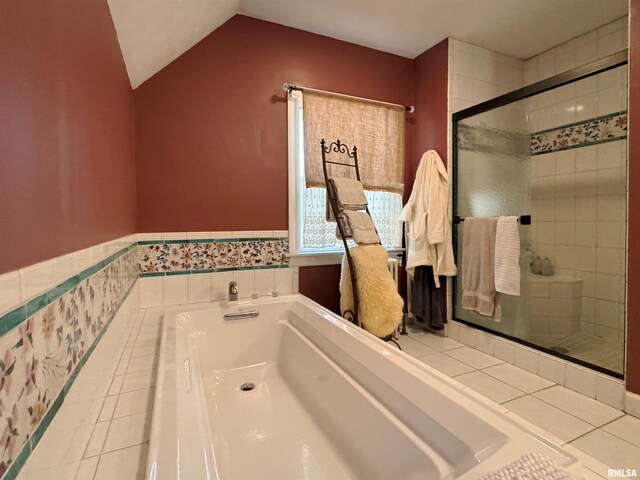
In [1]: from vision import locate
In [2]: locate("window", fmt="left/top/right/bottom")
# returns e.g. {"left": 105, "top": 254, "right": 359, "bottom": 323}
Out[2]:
{"left": 287, "top": 89, "right": 404, "bottom": 260}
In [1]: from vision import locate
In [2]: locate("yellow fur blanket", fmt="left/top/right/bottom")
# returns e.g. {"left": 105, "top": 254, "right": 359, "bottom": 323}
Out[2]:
{"left": 340, "top": 244, "right": 404, "bottom": 337}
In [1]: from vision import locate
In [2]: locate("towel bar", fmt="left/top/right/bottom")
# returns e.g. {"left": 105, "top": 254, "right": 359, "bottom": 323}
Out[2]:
{"left": 453, "top": 215, "right": 531, "bottom": 225}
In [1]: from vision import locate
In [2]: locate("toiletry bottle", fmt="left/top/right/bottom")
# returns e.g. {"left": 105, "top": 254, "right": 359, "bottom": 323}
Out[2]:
{"left": 532, "top": 257, "right": 542, "bottom": 274}
{"left": 541, "top": 257, "right": 554, "bottom": 276}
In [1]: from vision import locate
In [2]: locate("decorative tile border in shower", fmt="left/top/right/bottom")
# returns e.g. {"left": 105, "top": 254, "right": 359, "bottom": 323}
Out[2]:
{"left": 531, "top": 111, "right": 627, "bottom": 155}
{"left": 138, "top": 236, "right": 289, "bottom": 276}
{"left": 0, "top": 242, "right": 138, "bottom": 479}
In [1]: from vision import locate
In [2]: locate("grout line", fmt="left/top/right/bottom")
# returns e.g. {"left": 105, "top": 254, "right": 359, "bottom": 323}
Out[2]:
{"left": 567, "top": 424, "right": 601, "bottom": 444}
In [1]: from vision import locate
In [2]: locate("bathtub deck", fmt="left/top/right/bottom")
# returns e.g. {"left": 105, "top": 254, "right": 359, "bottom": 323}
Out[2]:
{"left": 202, "top": 362, "right": 359, "bottom": 480}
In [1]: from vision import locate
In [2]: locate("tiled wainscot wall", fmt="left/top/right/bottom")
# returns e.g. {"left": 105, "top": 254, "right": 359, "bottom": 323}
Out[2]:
{"left": 136, "top": 231, "right": 298, "bottom": 308}
{"left": 0, "top": 230, "right": 297, "bottom": 479}
{"left": 0, "top": 236, "right": 139, "bottom": 479}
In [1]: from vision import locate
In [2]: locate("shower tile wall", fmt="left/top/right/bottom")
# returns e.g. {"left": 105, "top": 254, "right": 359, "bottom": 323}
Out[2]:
{"left": 529, "top": 76, "right": 627, "bottom": 345}
{"left": 524, "top": 17, "right": 628, "bottom": 85}
{"left": 447, "top": 17, "right": 628, "bottom": 373}
{"left": 527, "top": 51, "right": 628, "bottom": 351}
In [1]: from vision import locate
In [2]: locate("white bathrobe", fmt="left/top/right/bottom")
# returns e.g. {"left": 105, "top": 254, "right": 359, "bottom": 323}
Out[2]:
{"left": 400, "top": 150, "right": 457, "bottom": 287}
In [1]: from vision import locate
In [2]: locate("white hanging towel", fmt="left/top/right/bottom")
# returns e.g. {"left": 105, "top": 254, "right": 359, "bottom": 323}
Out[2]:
{"left": 494, "top": 216, "right": 521, "bottom": 296}
{"left": 400, "top": 150, "right": 457, "bottom": 287}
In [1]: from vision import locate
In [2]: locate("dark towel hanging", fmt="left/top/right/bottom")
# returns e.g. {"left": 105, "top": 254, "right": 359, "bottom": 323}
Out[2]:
{"left": 411, "top": 266, "right": 446, "bottom": 330}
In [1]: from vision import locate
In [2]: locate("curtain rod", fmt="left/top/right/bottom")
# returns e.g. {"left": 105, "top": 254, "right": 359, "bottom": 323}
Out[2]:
{"left": 283, "top": 82, "right": 415, "bottom": 113}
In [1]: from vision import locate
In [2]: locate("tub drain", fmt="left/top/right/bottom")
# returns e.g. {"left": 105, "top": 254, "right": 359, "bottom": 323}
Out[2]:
{"left": 240, "top": 382, "right": 256, "bottom": 392}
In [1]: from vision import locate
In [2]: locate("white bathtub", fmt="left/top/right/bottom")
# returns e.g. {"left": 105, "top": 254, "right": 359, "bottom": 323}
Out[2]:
{"left": 147, "top": 294, "right": 581, "bottom": 479}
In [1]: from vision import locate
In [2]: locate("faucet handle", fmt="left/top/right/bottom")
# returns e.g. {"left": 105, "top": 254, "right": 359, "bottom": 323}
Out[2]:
{"left": 229, "top": 281, "right": 238, "bottom": 293}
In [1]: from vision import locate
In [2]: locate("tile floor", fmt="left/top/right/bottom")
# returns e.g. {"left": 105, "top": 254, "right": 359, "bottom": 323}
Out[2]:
{"left": 17, "top": 301, "right": 640, "bottom": 479}
{"left": 397, "top": 325, "right": 640, "bottom": 478}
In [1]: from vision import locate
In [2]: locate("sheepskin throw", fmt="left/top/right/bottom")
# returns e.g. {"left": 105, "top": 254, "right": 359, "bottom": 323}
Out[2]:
{"left": 340, "top": 244, "right": 404, "bottom": 337}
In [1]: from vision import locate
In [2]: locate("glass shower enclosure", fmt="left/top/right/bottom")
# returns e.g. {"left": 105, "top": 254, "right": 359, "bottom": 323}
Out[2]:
{"left": 452, "top": 52, "right": 628, "bottom": 377}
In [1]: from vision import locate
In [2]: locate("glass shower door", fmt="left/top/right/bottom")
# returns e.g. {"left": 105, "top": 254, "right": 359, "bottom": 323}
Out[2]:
{"left": 453, "top": 60, "right": 627, "bottom": 377}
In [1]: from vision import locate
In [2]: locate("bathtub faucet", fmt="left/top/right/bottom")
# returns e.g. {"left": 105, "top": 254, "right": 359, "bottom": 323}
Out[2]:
{"left": 228, "top": 281, "right": 238, "bottom": 302}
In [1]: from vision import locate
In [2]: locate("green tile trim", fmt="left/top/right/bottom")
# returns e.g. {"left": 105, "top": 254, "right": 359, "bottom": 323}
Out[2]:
{"left": 0, "top": 243, "right": 136, "bottom": 336}
{"left": 532, "top": 110, "right": 627, "bottom": 136}
{"left": 166, "top": 270, "right": 190, "bottom": 276}
{"left": 530, "top": 135, "right": 627, "bottom": 156}
{"left": 3, "top": 278, "right": 137, "bottom": 480}
{"left": 0, "top": 306, "right": 27, "bottom": 337}
{"left": 137, "top": 237, "right": 288, "bottom": 245}
{"left": 140, "top": 272, "right": 166, "bottom": 278}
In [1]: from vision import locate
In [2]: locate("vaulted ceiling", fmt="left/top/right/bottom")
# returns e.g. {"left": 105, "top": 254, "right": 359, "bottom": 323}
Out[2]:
{"left": 107, "top": 0, "right": 628, "bottom": 89}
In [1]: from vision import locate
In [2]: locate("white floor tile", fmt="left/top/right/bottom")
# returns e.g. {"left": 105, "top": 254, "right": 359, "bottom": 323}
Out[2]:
{"left": 413, "top": 333, "right": 464, "bottom": 351}
{"left": 445, "top": 346, "right": 503, "bottom": 369}
{"left": 571, "top": 429, "right": 640, "bottom": 470}
{"left": 417, "top": 353, "right": 475, "bottom": 377}
{"left": 483, "top": 363, "right": 555, "bottom": 394}
{"left": 98, "top": 396, "right": 117, "bottom": 422}
{"left": 533, "top": 385, "right": 623, "bottom": 427}
{"left": 75, "top": 457, "right": 99, "bottom": 480}
{"left": 582, "top": 467, "right": 607, "bottom": 479}
{"left": 24, "top": 462, "right": 79, "bottom": 480}
{"left": 64, "top": 425, "right": 94, "bottom": 463}
{"left": 102, "top": 413, "right": 151, "bottom": 453}
{"left": 126, "top": 354, "right": 158, "bottom": 374}
{"left": 602, "top": 415, "right": 640, "bottom": 448}
{"left": 114, "top": 388, "right": 156, "bottom": 419}
{"left": 84, "top": 422, "right": 110, "bottom": 458}
{"left": 108, "top": 375, "right": 125, "bottom": 396}
{"left": 94, "top": 443, "right": 148, "bottom": 480}
{"left": 121, "top": 370, "right": 157, "bottom": 393}
{"left": 503, "top": 395, "right": 594, "bottom": 443}
{"left": 562, "top": 444, "right": 613, "bottom": 478}
{"left": 504, "top": 412, "right": 566, "bottom": 447}
{"left": 455, "top": 371, "right": 525, "bottom": 404}
{"left": 131, "top": 340, "right": 160, "bottom": 358}
{"left": 396, "top": 336, "right": 438, "bottom": 357}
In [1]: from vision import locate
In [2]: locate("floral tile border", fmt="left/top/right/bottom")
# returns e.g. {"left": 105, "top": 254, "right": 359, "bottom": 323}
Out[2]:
{"left": 138, "top": 237, "right": 289, "bottom": 276}
{"left": 531, "top": 111, "right": 627, "bottom": 155}
{"left": 0, "top": 245, "right": 138, "bottom": 479}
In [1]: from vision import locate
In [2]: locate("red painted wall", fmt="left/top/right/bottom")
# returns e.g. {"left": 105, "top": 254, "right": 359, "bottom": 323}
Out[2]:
{"left": 134, "top": 14, "right": 415, "bottom": 310}
{"left": 0, "top": 0, "right": 137, "bottom": 274}
{"left": 134, "top": 15, "right": 414, "bottom": 232}
{"left": 627, "top": 1, "right": 640, "bottom": 394}
{"left": 413, "top": 39, "right": 450, "bottom": 168}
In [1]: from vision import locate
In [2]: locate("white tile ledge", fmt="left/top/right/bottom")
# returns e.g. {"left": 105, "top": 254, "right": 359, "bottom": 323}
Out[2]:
{"left": 287, "top": 248, "right": 404, "bottom": 267}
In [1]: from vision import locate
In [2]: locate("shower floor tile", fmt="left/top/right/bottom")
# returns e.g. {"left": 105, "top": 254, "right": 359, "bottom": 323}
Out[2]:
{"left": 528, "top": 331, "right": 624, "bottom": 374}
